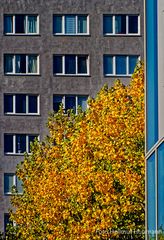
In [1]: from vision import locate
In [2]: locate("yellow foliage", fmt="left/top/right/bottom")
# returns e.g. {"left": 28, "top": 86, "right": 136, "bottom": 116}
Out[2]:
{"left": 10, "top": 62, "right": 144, "bottom": 239}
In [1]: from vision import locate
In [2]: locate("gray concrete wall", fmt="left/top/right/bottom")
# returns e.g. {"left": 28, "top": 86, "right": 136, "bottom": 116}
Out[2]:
{"left": 0, "top": 0, "right": 144, "bottom": 232}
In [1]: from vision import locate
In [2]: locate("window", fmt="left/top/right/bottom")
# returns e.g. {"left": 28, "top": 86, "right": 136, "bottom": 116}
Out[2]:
{"left": 4, "top": 54, "right": 39, "bottom": 75}
{"left": 4, "top": 94, "right": 39, "bottom": 115}
{"left": 53, "top": 55, "right": 89, "bottom": 75}
{"left": 103, "top": 15, "right": 139, "bottom": 35}
{"left": 4, "top": 134, "right": 39, "bottom": 154}
{"left": 53, "top": 15, "right": 88, "bottom": 35}
{"left": 53, "top": 95, "right": 88, "bottom": 114}
{"left": 4, "top": 174, "right": 23, "bottom": 195}
{"left": 104, "top": 55, "right": 139, "bottom": 76}
{"left": 4, "top": 14, "right": 39, "bottom": 35}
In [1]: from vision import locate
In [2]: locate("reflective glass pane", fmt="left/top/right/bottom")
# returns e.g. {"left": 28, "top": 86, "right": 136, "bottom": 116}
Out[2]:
{"left": 78, "top": 96, "right": 88, "bottom": 111}
{"left": 158, "top": 142, "right": 164, "bottom": 232}
{"left": 4, "top": 55, "right": 13, "bottom": 73}
{"left": 4, "top": 135, "right": 13, "bottom": 153}
{"left": 53, "top": 56, "right": 62, "bottom": 74}
{"left": 4, "top": 174, "right": 14, "bottom": 193}
{"left": 147, "top": 153, "right": 156, "bottom": 239}
{"left": 28, "top": 95, "right": 38, "bottom": 113}
{"left": 16, "top": 177, "right": 23, "bottom": 193}
{"left": 65, "top": 55, "right": 76, "bottom": 74}
{"left": 4, "top": 16, "right": 13, "bottom": 33}
{"left": 116, "top": 56, "right": 126, "bottom": 74}
{"left": 28, "top": 135, "right": 37, "bottom": 152}
{"left": 115, "top": 15, "right": 126, "bottom": 34}
{"left": 16, "top": 134, "right": 26, "bottom": 153}
{"left": 129, "top": 56, "right": 138, "bottom": 74}
{"left": 27, "top": 16, "right": 37, "bottom": 33}
{"left": 28, "top": 55, "right": 37, "bottom": 73}
{"left": 16, "top": 55, "right": 26, "bottom": 73}
{"left": 129, "top": 16, "right": 138, "bottom": 33}
{"left": 16, "top": 94, "right": 26, "bottom": 113}
{"left": 4, "top": 95, "right": 13, "bottom": 113}
{"left": 53, "top": 95, "right": 63, "bottom": 112}
{"left": 78, "top": 16, "right": 87, "bottom": 33}
{"left": 78, "top": 56, "right": 87, "bottom": 74}
{"left": 65, "top": 96, "right": 76, "bottom": 112}
{"left": 53, "top": 16, "right": 62, "bottom": 33}
{"left": 104, "top": 56, "right": 113, "bottom": 75}
{"left": 103, "top": 16, "right": 113, "bottom": 34}
{"left": 65, "top": 15, "right": 76, "bottom": 34}
{"left": 15, "top": 15, "right": 25, "bottom": 33}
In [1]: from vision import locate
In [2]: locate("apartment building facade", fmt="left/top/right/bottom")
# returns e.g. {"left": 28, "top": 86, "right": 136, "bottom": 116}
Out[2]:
{"left": 0, "top": 0, "right": 144, "bottom": 232}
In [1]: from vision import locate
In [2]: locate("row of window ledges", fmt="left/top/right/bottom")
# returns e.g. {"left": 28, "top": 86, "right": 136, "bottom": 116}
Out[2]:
{"left": 4, "top": 94, "right": 88, "bottom": 115}
{"left": 4, "top": 14, "right": 140, "bottom": 36}
{"left": 4, "top": 54, "right": 140, "bottom": 76}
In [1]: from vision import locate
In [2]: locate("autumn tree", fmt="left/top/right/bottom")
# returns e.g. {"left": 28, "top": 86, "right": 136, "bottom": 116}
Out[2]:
{"left": 9, "top": 62, "right": 145, "bottom": 240}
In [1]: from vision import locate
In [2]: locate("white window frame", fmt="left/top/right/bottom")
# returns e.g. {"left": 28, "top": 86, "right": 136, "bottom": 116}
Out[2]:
{"left": 4, "top": 54, "right": 40, "bottom": 75}
{"left": 4, "top": 173, "right": 23, "bottom": 195}
{"left": 4, "top": 94, "right": 40, "bottom": 115}
{"left": 53, "top": 14, "right": 89, "bottom": 35}
{"left": 53, "top": 95, "right": 88, "bottom": 114}
{"left": 4, "top": 14, "right": 39, "bottom": 35}
{"left": 104, "top": 55, "right": 140, "bottom": 76}
{"left": 104, "top": 14, "right": 140, "bottom": 36}
{"left": 54, "top": 55, "right": 89, "bottom": 76}
{"left": 4, "top": 134, "right": 39, "bottom": 155}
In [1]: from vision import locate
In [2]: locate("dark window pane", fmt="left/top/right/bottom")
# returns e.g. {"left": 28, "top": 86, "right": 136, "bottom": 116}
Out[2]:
{"left": 53, "top": 16, "right": 62, "bottom": 33}
{"left": 104, "top": 56, "right": 113, "bottom": 75}
{"left": 78, "top": 96, "right": 87, "bottom": 111}
{"left": 4, "top": 213, "right": 12, "bottom": 232}
{"left": 65, "top": 96, "right": 76, "bottom": 112}
{"left": 115, "top": 15, "right": 126, "bottom": 34}
{"left": 78, "top": 56, "right": 87, "bottom": 74}
{"left": 103, "top": 16, "right": 113, "bottom": 34}
{"left": 53, "top": 95, "right": 63, "bottom": 112}
{"left": 4, "top": 174, "right": 14, "bottom": 194}
{"left": 16, "top": 55, "right": 26, "bottom": 73}
{"left": 4, "top": 95, "right": 13, "bottom": 113}
{"left": 28, "top": 95, "right": 38, "bottom": 113}
{"left": 53, "top": 56, "right": 62, "bottom": 74}
{"left": 15, "top": 15, "right": 25, "bottom": 33}
{"left": 16, "top": 94, "right": 26, "bottom": 113}
{"left": 78, "top": 16, "right": 87, "bottom": 33}
{"left": 4, "top": 55, "right": 13, "bottom": 73}
{"left": 65, "top": 15, "right": 76, "bottom": 34}
{"left": 65, "top": 55, "right": 76, "bottom": 74}
{"left": 116, "top": 56, "right": 126, "bottom": 75}
{"left": 4, "top": 16, "right": 13, "bottom": 33}
{"left": 4, "top": 135, "right": 13, "bottom": 153}
{"left": 129, "top": 16, "right": 138, "bottom": 33}
{"left": 27, "top": 16, "right": 37, "bottom": 33}
{"left": 28, "top": 135, "right": 37, "bottom": 152}
{"left": 16, "top": 134, "right": 26, "bottom": 153}
{"left": 129, "top": 56, "right": 138, "bottom": 74}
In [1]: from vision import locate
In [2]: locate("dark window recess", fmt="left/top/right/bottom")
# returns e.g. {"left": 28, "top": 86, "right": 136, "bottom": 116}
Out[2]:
{"left": 115, "top": 15, "right": 126, "bottom": 34}
{"left": 4, "top": 95, "right": 13, "bottom": 113}
{"left": 28, "top": 96, "right": 37, "bottom": 113}
{"left": 53, "top": 96, "right": 63, "bottom": 112}
{"left": 4, "top": 135, "right": 13, "bottom": 153}
{"left": 16, "top": 55, "right": 26, "bottom": 73}
{"left": 65, "top": 55, "right": 76, "bottom": 74}
{"left": 129, "top": 16, "right": 138, "bottom": 33}
{"left": 78, "top": 56, "right": 87, "bottom": 73}
{"left": 16, "top": 134, "right": 26, "bottom": 153}
{"left": 65, "top": 96, "right": 76, "bottom": 112}
{"left": 53, "top": 56, "right": 62, "bottom": 74}
{"left": 16, "top": 95, "right": 26, "bottom": 113}
{"left": 15, "top": 15, "right": 25, "bottom": 33}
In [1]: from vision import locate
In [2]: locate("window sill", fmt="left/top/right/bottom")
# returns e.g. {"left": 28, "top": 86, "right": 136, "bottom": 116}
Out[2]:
{"left": 54, "top": 74, "right": 90, "bottom": 77}
{"left": 53, "top": 33, "right": 90, "bottom": 36}
{"left": 4, "top": 193, "right": 23, "bottom": 196}
{"left": 4, "top": 153, "right": 31, "bottom": 156}
{"left": 103, "top": 33, "right": 141, "bottom": 37}
{"left": 4, "top": 113, "right": 40, "bottom": 116}
{"left": 4, "top": 33, "right": 40, "bottom": 36}
{"left": 104, "top": 74, "right": 132, "bottom": 77}
{"left": 4, "top": 73, "right": 41, "bottom": 76}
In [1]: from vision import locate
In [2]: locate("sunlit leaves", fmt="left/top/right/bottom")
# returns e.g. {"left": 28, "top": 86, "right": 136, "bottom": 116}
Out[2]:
{"left": 10, "top": 62, "right": 144, "bottom": 239}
